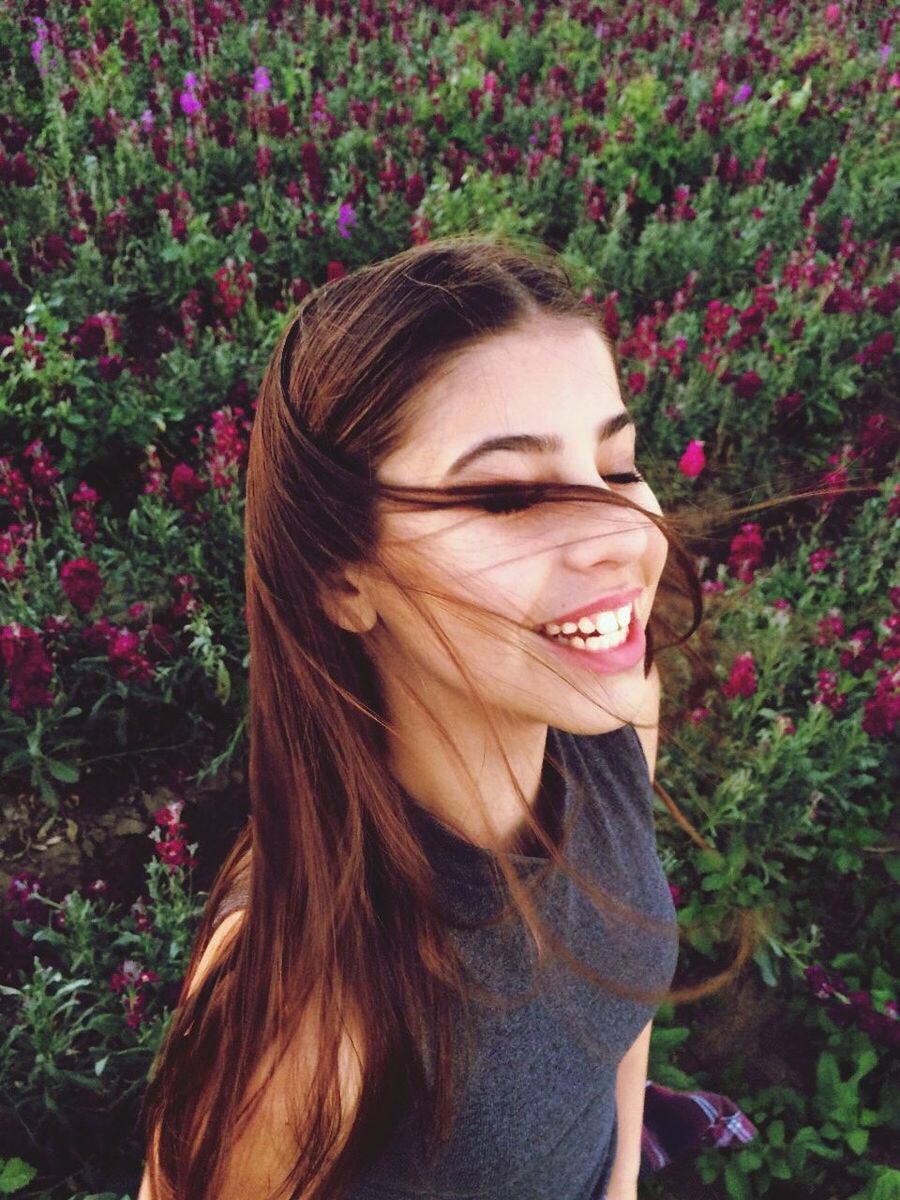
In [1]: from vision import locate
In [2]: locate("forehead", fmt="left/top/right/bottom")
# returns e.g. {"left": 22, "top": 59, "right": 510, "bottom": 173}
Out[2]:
{"left": 380, "top": 317, "right": 625, "bottom": 485}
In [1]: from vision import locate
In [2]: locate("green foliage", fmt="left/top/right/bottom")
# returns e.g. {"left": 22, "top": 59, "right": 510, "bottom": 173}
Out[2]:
{"left": 1, "top": 848, "right": 203, "bottom": 1197}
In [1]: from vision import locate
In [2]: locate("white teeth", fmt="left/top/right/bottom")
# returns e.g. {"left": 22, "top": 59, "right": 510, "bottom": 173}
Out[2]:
{"left": 585, "top": 628, "right": 628, "bottom": 651}
{"left": 543, "top": 603, "right": 633, "bottom": 640}
{"left": 594, "top": 611, "right": 621, "bottom": 635}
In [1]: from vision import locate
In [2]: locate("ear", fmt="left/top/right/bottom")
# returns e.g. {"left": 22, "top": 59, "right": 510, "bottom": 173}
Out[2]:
{"left": 318, "top": 564, "right": 379, "bottom": 635}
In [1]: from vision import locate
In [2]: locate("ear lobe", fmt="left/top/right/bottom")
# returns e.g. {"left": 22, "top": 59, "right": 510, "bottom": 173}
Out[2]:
{"left": 319, "top": 568, "right": 378, "bottom": 635}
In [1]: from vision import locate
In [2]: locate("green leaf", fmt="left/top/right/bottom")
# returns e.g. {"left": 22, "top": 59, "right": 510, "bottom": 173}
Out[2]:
{"left": 869, "top": 1168, "right": 900, "bottom": 1200}
{"left": 845, "top": 1128, "right": 868, "bottom": 1155}
{"left": 44, "top": 758, "right": 80, "bottom": 783}
{"left": 724, "top": 1160, "right": 752, "bottom": 1200}
{"left": 0, "top": 1157, "right": 38, "bottom": 1193}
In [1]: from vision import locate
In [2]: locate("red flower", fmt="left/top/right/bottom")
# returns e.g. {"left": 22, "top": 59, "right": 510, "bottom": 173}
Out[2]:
{"left": 169, "top": 463, "right": 208, "bottom": 510}
{"left": 722, "top": 652, "right": 758, "bottom": 699}
{"left": 0, "top": 623, "right": 55, "bottom": 713}
{"left": 60, "top": 557, "right": 103, "bottom": 615}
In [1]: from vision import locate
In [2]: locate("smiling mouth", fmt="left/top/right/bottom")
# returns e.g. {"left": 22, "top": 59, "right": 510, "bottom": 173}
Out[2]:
{"left": 534, "top": 601, "right": 636, "bottom": 652}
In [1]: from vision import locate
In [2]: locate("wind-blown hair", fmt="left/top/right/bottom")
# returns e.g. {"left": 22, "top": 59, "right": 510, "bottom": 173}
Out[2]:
{"left": 140, "top": 232, "right": 812, "bottom": 1199}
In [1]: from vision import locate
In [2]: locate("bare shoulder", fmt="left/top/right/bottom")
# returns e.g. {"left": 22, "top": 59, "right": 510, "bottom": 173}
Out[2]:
{"left": 138, "top": 907, "right": 365, "bottom": 1200}
{"left": 185, "top": 907, "right": 246, "bottom": 1000}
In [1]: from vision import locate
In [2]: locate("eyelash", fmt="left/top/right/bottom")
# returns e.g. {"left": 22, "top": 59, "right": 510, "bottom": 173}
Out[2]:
{"left": 480, "top": 472, "right": 647, "bottom": 515}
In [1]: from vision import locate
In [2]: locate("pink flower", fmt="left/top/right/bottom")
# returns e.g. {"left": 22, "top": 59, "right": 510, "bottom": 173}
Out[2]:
{"left": 727, "top": 523, "right": 765, "bottom": 583}
{"left": 809, "top": 547, "right": 836, "bottom": 574}
{"left": 815, "top": 608, "right": 845, "bottom": 645}
{"left": 812, "top": 669, "right": 847, "bottom": 715}
{"left": 679, "top": 440, "right": 706, "bottom": 478}
{"left": 722, "top": 652, "right": 758, "bottom": 699}
{"left": 60, "top": 557, "right": 103, "bottom": 615}
{"left": 169, "top": 463, "right": 208, "bottom": 510}
{"left": 839, "top": 628, "right": 878, "bottom": 677}
{"left": 862, "top": 667, "right": 900, "bottom": 738}
{"left": 153, "top": 799, "right": 185, "bottom": 830}
{"left": 155, "top": 836, "right": 197, "bottom": 872}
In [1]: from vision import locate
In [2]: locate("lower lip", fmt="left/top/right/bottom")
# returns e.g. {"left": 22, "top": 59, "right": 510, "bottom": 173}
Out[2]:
{"left": 537, "top": 609, "right": 646, "bottom": 675}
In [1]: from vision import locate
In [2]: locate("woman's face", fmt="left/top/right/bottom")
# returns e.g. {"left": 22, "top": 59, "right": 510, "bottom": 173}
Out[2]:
{"left": 347, "top": 314, "right": 668, "bottom": 737}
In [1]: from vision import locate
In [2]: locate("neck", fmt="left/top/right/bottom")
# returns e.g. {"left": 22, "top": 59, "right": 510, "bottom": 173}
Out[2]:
{"left": 383, "top": 692, "right": 550, "bottom": 854}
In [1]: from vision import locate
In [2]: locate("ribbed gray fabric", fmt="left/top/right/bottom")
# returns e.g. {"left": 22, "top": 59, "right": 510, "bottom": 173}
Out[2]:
{"left": 211, "top": 724, "right": 679, "bottom": 1200}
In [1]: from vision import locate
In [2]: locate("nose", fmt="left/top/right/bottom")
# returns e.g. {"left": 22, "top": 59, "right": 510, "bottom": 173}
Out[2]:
{"left": 557, "top": 476, "right": 655, "bottom": 573}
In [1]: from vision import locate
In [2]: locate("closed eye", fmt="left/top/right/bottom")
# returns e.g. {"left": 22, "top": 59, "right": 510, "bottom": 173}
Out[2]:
{"left": 479, "top": 472, "right": 646, "bottom": 516}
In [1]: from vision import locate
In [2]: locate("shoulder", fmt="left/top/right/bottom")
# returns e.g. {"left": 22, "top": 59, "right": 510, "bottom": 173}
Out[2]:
{"left": 184, "top": 909, "right": 245, "bottom": 1002}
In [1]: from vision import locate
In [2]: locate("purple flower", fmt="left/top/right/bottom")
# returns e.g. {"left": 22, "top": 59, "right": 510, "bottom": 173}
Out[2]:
{"left": 140, "top": 108, "right": 155, "bottom": 132}
{"left": 733, "top": 84, "right": 752, "bottom": 105}
{"left": 880, "top": 45, "right": 891, "bottom": 65}
{"left": 337, "top": 203, "right": 357, "bottom": 239}
{"left": 180, "top": 92, "right": 202, "bottom": 117}
{"left": 183, "top": 72, "right": 199, "bottom": 89}
{"left": 253, "top": 66, "right": 271, "bottom": 94}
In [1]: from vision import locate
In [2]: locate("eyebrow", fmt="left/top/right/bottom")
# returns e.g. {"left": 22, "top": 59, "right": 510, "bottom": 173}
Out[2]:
{"left": 444, "top": 410, "right": 636, "bottom": 478}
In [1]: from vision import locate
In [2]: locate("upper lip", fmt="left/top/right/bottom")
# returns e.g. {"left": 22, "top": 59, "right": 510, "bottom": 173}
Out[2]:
{"left": 536, "top": 587, "right": 643, "bottom": 629}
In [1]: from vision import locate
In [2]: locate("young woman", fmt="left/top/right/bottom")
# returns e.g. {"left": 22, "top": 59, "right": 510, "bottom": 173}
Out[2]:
{"left": 138, "top": 234, "right": 747, "bottom": 1200}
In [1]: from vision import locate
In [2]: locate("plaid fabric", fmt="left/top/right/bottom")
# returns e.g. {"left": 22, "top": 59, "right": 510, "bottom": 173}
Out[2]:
{"left": 638, "top": 1079, "right": 759, "bottom": 1179}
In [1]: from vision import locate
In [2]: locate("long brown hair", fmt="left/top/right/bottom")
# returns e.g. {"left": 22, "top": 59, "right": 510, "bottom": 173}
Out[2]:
{"left": 139, "top": 233, "right": 858, "bottom": 1199}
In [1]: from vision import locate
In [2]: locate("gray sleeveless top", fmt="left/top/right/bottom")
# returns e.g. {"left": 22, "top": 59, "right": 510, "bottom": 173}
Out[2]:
{"left": 211, "top": 724, "right": 679, "bottom": 1200}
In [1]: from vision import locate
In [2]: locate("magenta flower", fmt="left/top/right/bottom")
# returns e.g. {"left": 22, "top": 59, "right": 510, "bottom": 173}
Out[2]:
{"left": 815, "top": 609, "right": 845, "bottom": 645}
{"left": 169, "top": 462, "right": 208, "bottom": 510}
{"left": 808, "top": 547, "right": 836, "bottom": 574}
{"left": 722, "top": 652, "right": 758, "bottom": 699}
{"left": 337, "top": 203, "right": 357, "bottom": 239}
{"left": 862, "top": 667, "right": 900, "bottom": 738}
{"left": 179, "top": 73, "right": 202, "bottom": 117}
{"left": 812, "top": 669, "right": 847, "bottom": 715}
{"left": 727, "top": 523, "right": 765, "bottom": 583}
{"left": 678, "top": 439, "right": 706, "bottom": 478}
{"left": 0, "top": 623, "right": 55, "bottom": 713}
{"left": 60, "top": 557, "right": 103, "bottom": 614}
{"left": 5, "top": 870, "right": 44, "bottom": 920}
{"left": 253, "top": 66, "right": 271, "bottom": 94}
{"left": 840, "top": 628, "right": 878, "bottom": 677}
{"left": 733, "top": 371, "right": 764, "bottom": 400}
